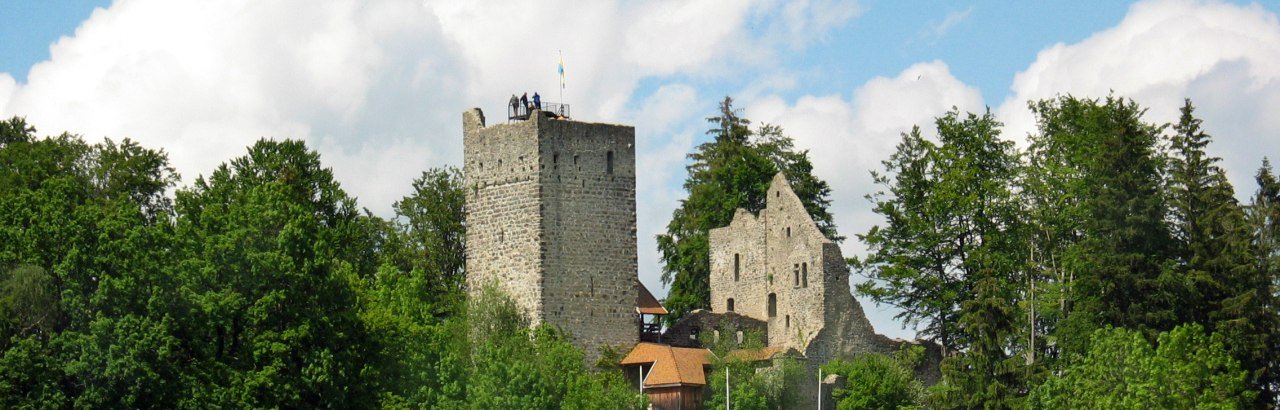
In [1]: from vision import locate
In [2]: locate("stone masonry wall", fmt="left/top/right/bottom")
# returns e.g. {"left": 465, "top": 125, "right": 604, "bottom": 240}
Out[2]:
{"left": 709, "top": 174, "right": 904, "bottom": 360}
{"left": 464, "top": 109, "right": 545, "bottom": 320}
{"left": 536, "top": 115, "right": 639, "bottom": 357}
{"left": 464, "top": 108, "right": 638, "bottom": 361}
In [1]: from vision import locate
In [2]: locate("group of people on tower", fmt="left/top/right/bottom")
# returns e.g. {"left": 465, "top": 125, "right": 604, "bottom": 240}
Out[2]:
{"left": 510, "top": 92, "right": 541, "bottom": 116}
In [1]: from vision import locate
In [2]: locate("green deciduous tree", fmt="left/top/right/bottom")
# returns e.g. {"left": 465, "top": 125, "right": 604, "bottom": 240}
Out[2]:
{"left": 659, "top": 96, "right": 836, "bottom": 324}
{"left": 858, "top": 109, "right": 1021, "bottom": 355}
{"left": 822, "top": 347, "right": 924, "bottom": 410}
{"left": 1028, "top": 324, "right": 1254, "bottom": 408}
{"left": 171, "top": 139, "right": 376, "bottom": 407}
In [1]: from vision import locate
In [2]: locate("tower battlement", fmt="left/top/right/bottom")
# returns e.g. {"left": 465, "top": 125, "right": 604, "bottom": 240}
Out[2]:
{"left": 463, "top": 108, "right": 639, "bottom": 359}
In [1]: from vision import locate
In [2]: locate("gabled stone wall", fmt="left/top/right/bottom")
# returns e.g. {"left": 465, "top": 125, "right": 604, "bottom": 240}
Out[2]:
{"left": 708, "top": 174, "right": 932, "bottom": 370}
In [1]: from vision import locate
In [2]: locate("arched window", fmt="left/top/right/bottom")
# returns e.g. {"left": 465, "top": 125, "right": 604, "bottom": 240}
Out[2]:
{"left": 606, "top": 151, "right": 614, "bottom": 174}
{"left": 802, "top": 263, "right": 808, "bottom": 288}
{"left": 733, "top": 253, "right": 740, "bottom": 281}
{"left": 727, "top": 298, "right": 735, "bottom": 312}
{"left": 767, "top": 293, "right": 777, "bottom": 317}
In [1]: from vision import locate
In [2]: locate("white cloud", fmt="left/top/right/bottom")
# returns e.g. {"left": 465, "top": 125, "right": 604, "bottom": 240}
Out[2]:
{"left": 746, "top": 61, "right": 984, "bottom": 339}
{"left": 0, "top": 0, "right": 859, "bottom": 217}
{"left": 924, "top": 6, "right": 974, "bottom": 42}
{"left": 997, "top": 0, "right": 1280, "bottom": 193}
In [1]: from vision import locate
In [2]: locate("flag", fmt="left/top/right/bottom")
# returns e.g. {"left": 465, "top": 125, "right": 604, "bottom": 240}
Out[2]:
{"left": 558, "top": 51, "right": 565, "bottom": 90}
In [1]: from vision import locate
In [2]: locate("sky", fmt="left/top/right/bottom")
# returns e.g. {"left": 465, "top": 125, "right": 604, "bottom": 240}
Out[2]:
{"left": 3, "top": 0, "right": 1280, "bottom": 340}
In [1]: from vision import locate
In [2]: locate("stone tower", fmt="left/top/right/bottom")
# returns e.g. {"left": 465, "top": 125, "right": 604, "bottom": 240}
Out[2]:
{"left": 463, "top": 108, "right": 639, "bottom": 358}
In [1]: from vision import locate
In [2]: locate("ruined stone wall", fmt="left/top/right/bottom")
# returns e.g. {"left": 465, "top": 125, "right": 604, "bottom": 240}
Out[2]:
{"left": 709, "top": 174, "right": 832, "bottom": 353}
{"left": 708, "top": 174, "right": 915, "bottom": 361}
{"left": 464, "top": 108, "right": 638, "bottom": 360}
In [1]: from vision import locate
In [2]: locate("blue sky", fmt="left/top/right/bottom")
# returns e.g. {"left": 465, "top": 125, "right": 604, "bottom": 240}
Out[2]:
{"left": 3, "top": 0, "right": 1279, "bottom": 340}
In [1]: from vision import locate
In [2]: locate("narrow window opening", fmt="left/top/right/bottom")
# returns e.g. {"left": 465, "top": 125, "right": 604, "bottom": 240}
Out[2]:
{"left": 589, "top": 276, "right": 594, "bottom": 296}
{"left": 802, "top": 263, "right": 808, "bottom": 288}
{"left": 733, "top": 253, "right": 740, "bottom": 281}
{"left": 727, "top": 298, "right": 735, "bottom": 312}
{"left": 553, "top": 153, "right": 559, "bottom": 171}
{"left": 786, "top": 227, "right": 791, "bottom": 237}
{"left": 793, "top": 264, "right": 800, "bottom": 287}
{"left": 786, "top": 315, "right": 791, "bottom": 328}
{"left": 767, "top": 293, "right": 777, "bottom": 318}
{"left": 606, "top": 151, "right": 614, "bottom": 174}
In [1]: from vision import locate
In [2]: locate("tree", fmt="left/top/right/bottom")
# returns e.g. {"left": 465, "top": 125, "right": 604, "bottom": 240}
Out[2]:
{"left": 0, "top": 118, "right": 183, "bottom": 407}
{"left": 703, "top": 325, "right": 805, "bottom": 410}
{"left": 1026, "top": 96, "right": 1180, "bottom": 357}
{"left": 1246, "top": 158, "right": 1280, "bottom": 404}
{"left": 858, "top": 109, "right": 1021, "bottom": 355}
{"left": 1028, "top": 324, "right": 1254, "bottom": 408}
{"left": 1169, "top": 100, "right": 1279, "bottom": 405}
{"left": 388, "top": 167, "right": 467, "bottom": 303}
{"left": 464, "top": 286, "right": 645, "bottom": 409}
{"left": 171, "top": 139, "right": 376, "bottom": 407}
{"left": 659, "top": 96, "right": 837, "bottom": 324}
{"left": 930, "top": 270, "right": 1023, "bottom": 409}
{"left": 822, "top": 347, "right": 924, "bottom": 410}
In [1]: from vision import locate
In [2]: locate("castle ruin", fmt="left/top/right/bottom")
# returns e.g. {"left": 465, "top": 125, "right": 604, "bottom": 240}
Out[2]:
{"left": 463, "top": 108, "right": 938, "bottom": 407}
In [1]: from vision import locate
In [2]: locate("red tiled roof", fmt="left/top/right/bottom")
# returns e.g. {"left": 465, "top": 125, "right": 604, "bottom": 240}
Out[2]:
{"left": 637, "top": 282, "right": 668, "bottom": 315}
{"left": 621, "top": 343, "right": 711, "bottom": 387}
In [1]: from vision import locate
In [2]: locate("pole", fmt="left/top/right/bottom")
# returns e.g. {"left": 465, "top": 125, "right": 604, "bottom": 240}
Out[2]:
{"left": 726, "top": 368, "right": 730, "bottom": 410}
{"left": 639, "top": 365, "right": 644, "bottom": 393}
{"left": 817, "top": 368, "right": 822, "bottom": 410}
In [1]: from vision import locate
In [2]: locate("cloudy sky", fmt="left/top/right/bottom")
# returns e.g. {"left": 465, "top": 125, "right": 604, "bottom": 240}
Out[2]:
{"left": 3, "top": 0, "right": 1279, "bottom": 339}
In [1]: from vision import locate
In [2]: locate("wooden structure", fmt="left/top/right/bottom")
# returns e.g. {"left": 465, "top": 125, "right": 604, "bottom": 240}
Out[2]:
{"left": 620, "top": 342, "right": 711, "bottom": 410}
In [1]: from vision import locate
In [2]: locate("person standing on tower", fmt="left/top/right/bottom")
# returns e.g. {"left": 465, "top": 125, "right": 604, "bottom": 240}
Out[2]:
{"left": 533, "top": 92, "right": 541, "bottom": 110}
{"left": 520, "top": 93, "right": 529, "bottom": 113}
{"left": 510, "top": 94, "right": 520, "bottom": 118}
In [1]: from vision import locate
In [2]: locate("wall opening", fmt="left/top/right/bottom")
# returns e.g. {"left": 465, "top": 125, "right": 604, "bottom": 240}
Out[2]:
{"left": 793, "top": 264, "right": 800, "bottom": 287}
{"left": 767, "top": 293, "right": 777, "bottom": 317}
{"left": 733, "top": 253, "right": 740, "bottom": 281}
{"left": 727, "top": 298, "right": 735, "bottom": 312}
{"left": 606, "top": 151, "right": 614, "bottom": 174}
{"left": 553, "top": 153, "right": 558, "bottom": 171}
{"left": 785, "top": 315, "right": 791, "bottom": 328}
{"left": 786, "top": 226, "right": 791, "bottom": 237}
{"left": 802, "top": 263, "right": 808, "bottom": 288}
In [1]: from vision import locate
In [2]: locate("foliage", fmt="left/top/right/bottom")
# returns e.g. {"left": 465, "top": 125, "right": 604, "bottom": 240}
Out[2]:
{"left": 1028, "top": 324, "right": 1254, "bottom": 408}
{"left": 857, "top": 109, "right": 1021, "bottom": 355}
{"left": 930, "top": 271, "right": 1023, "bottom": 409}
{"left": 658, "top": 96, "right": 837, "bottom": 325}
{"left": 703, "top": 325, "right": 805, "bottom": 410}
{"left": 822, "top": 347, "right": 924, "bottom": 410}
